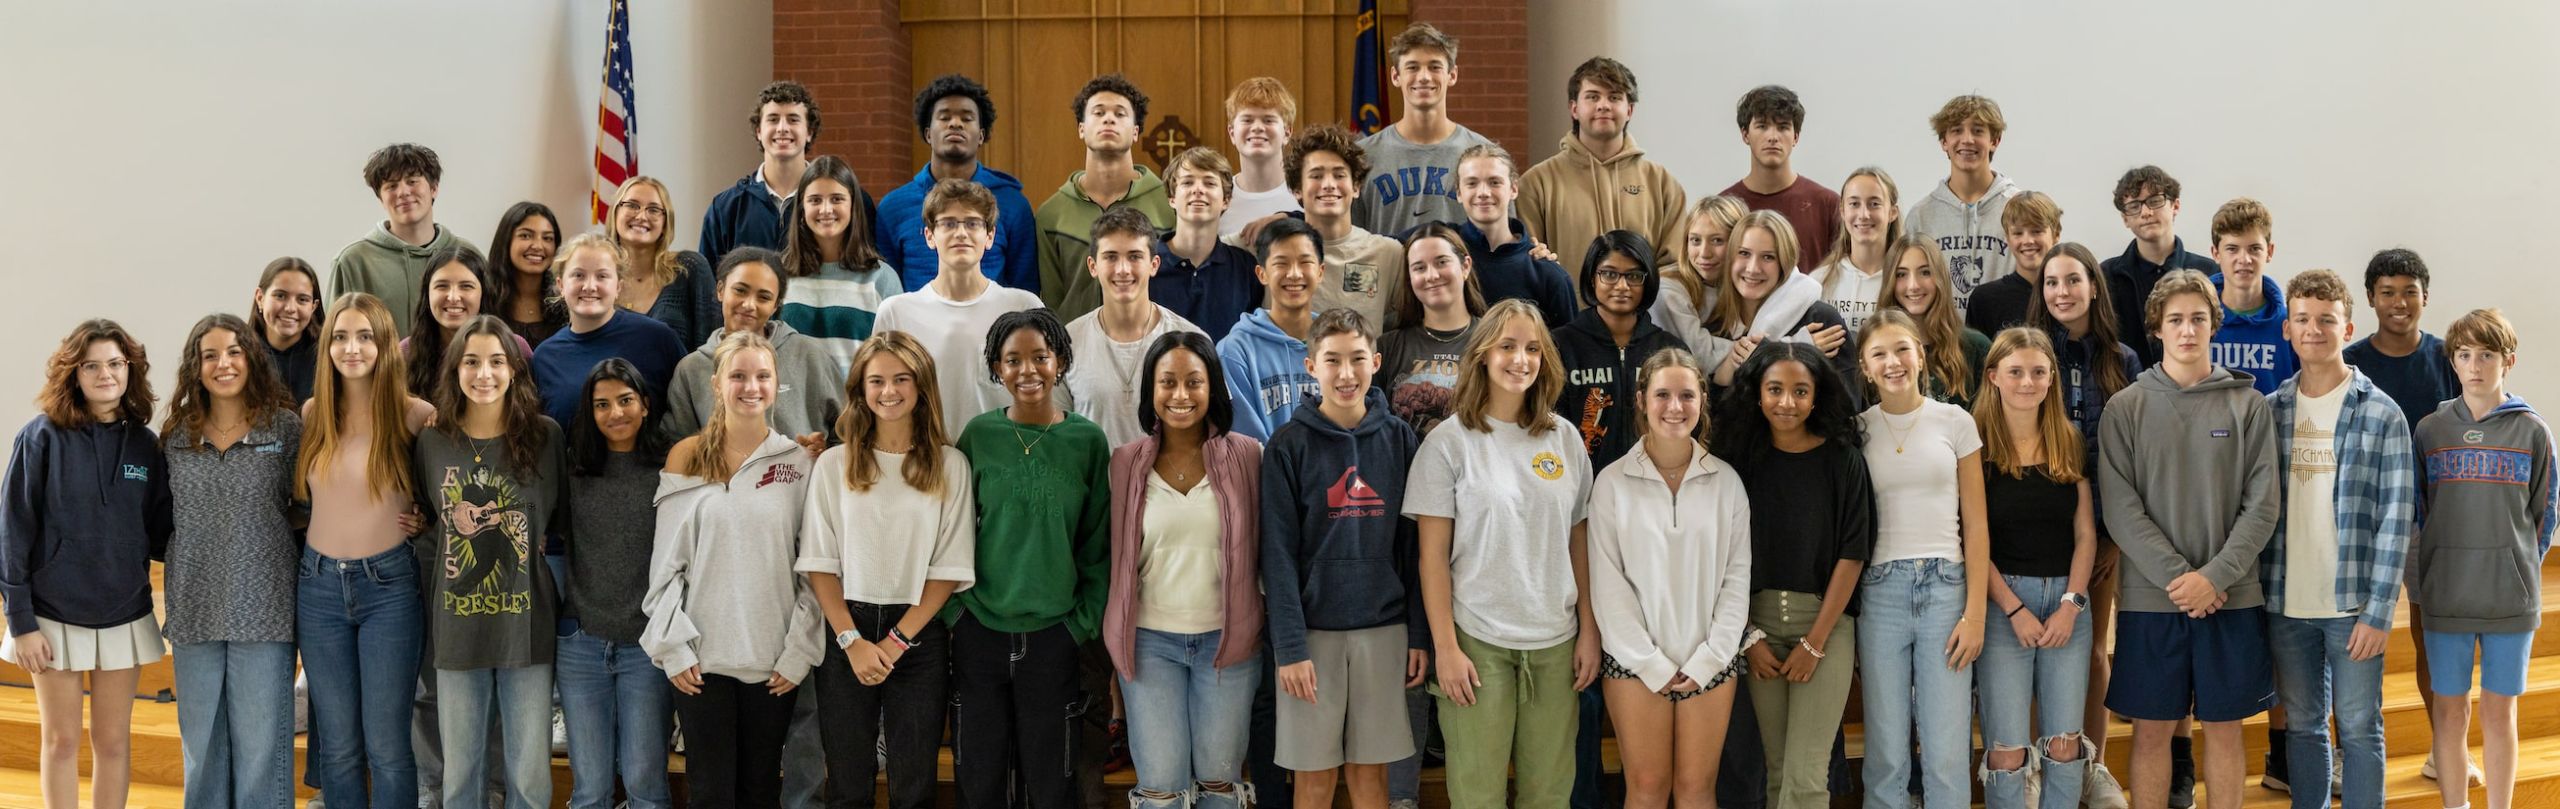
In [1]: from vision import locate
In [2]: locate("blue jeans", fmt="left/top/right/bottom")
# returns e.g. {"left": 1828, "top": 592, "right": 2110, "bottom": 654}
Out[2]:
{"left": 1976, "top": 575, "right": 2092, "bottom": 809}
{"left": 174, "top": 641, "right": 298, "bottom": 809}
{"left": 1119, "top": 629, "right": 1258, "bottom": 809}
{"left": 2269, "top": 614, "right": 2385, "bottom": 809}
{"left": 436, "top": 665, "right": 556, "bottom": 809}
{"left": 558, "top": 630, "right": 673, "bottom": 809}
{"left": 1855, "top": 558, "right": 1973, "bottom": 809}
{"left": 297, "top": 544, "right": 424, "bottom": 809}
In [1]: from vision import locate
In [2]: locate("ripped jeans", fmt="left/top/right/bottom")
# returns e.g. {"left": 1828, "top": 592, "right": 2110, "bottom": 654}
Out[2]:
{"left": 1119, "top": 629, "right": 1257, "bottom": 809}
{"left": 1975, "top": 574, "right": 2092, "bottom": 809}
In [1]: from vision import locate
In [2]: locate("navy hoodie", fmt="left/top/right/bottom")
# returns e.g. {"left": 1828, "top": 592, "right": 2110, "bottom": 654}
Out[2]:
{"left": 1458, "top": 218, "right": 1579, "bottom": 330}
{"left": 1557, "top": 253, "right": 1686, "bottom": 468}
{"left": 2, "top": 416, "right": 172, "bottom": 635}
{"left": 2209, "top": 272, "right": 2298, "bottom": 395}
{"left": 1260, "top": 388, "right": 1427, "bottom": 666}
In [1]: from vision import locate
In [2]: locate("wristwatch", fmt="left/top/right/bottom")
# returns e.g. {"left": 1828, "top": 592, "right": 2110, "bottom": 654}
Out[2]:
{"left": 2061, "top": 591, "right": 2090, "bottom": 610}
{"left": 834, "top": 629, "right": 862, "bottom": 649}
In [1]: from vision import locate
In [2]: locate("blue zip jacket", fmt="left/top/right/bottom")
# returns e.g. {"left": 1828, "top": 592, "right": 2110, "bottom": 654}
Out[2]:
{"left": 874, "top": 163, "right": 1040, "bottom": 293}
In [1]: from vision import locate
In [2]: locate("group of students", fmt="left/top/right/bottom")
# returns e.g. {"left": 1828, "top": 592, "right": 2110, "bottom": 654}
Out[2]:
{"left": 4, "top": 19, "right": 2554, "bottom": 809}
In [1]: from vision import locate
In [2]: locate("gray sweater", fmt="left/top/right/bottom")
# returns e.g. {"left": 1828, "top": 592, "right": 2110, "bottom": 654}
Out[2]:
{"left": 566, "top": 451, "right": 661, "bottom": 643}
{"left": 641, "top": 430, "right": 825, "bottom": 684}
{"left": 2098, "top": 365, "right": 2282, "bottom": 614}
{"left": 663, "top": 321, "right": 846, "bottom": 440}
{"left": 2410, "top": 395, "right": 2557, "bottom": 633}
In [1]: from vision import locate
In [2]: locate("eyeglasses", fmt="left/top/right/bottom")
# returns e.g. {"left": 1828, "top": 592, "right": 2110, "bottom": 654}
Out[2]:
{"left": 2117, "top": 194, "right": 2171, "bottom": 215}
{"left": 616, "top": 201, "right": 668, "bottom": 220}
{"left": 1595, "top": 268, "right": 1649, "bottom": 287}
{"left": 77, "top": 359, "right": 130, "bottom": 376}
{"left": 934, "top": 218, "right": 991, "bottom": 234}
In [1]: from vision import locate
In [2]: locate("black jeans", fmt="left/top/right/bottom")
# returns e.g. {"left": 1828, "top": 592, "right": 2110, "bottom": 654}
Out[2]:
{"left": 676, "top": 672, "right": 800, "bottom": 809}
{"left": 951, "top": 611, "right": 1083, "bottom": 809}
{"left": 1247, "top": 654, "right": 1292, "bottom": 808}
{"left": 817, "top": 602, "right": 952, "bottom": 809}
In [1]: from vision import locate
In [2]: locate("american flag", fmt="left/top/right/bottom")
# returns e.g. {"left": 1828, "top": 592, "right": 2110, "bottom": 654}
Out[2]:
{"left": 591, "top": 0, "right": 637, "bottom": 224}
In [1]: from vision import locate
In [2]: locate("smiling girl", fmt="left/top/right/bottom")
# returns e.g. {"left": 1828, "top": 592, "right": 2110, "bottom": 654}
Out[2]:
{"left": 610, "top": 176, "right": 721, "bottom": 348}
{"left": 485, "top": 202, "right": 566, "bottom": 349}
{"left": 559, "top": 358, "right": 675, "bottom": 809}
{"left": 1378, "top": 222, "right": 1489, "bottom": 436}
{"left": 1875, "top": 237, "right": 1991, "bottom": 408}
{"left": 251, "top": 257, "right": 326, "bottom": 405}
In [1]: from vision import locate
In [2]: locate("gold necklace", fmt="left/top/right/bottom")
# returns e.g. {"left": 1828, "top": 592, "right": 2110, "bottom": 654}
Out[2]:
{"left": 1879, "top": 408, "right": 1922, "bottom": 454}
{"left": 1012, "top": 423, "right": 1050, "bottom": 456}
{"left": 469, "top": 434, "right": 498, "bottom": 464}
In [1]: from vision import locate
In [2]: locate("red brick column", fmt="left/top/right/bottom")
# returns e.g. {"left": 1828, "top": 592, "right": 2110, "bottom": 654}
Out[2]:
{"left": 774, "top": 0, "right": 912, "bottom": 192}
{"left": 1410, "top": 0, "right": 1532, "bottom": 154}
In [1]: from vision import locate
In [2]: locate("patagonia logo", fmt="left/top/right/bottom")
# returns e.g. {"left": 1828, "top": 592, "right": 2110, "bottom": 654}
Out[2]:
{"left": 2210, "top": 429, "right": 2232, "bottom": 438}
{"left": 2466, "top": 430, "right": 2486, "bottom": 443}
{"left": 121, "top": 464, "right": 149, "bottom": 482}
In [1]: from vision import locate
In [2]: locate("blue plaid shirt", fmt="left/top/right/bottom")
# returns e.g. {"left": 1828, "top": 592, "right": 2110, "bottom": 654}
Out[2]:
{"left": 2261, "top": 370, "right": 2418, "bottom": 630}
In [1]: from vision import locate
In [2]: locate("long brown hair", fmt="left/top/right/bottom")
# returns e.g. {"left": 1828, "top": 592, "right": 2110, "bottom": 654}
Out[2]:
{"left": 162, "top": 314, "right": 294, "bottom": 446}
{"left": 430, "top": 316, "right": 549, "bottom": 478}
{"left": 1450, "top": 299, "right": 1564, "bottom": 436}
{"left": 1705, "top": 210, "right": 1800, "bottom": 337}
{"left": 1666, "top": 195, "right": 1747, "bottom": 318}
{"left": 1970, "top": 327, "right": 2084, "bottom": 482}
{"left": 1388, "top": 222, "right": 1488, "bottom": 329}
{"left": 298, "top": 294, "right": 417, "bottom": 501}
{"left": 37, "top": 319, "right": 155, "bottom": 429}
{"left": 1876, "top": 236, "right": 1973, "bottom": 400}
{"left": 682, "top": 330, "right": 779, "bottom": 482}
{"left": 252, "top": 257, "right": 326, "bottom": 348}
{"left": 835, "top": 331, "right": 949, "bottom": 495}
{"left": 2025, "top": 242, "right": 2132, "bottom": 399}
{"left": 782, "top": 156, "right": 882, "bottom": 276}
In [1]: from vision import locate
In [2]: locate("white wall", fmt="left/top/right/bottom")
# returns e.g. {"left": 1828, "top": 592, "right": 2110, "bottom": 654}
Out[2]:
{"left": 0, "top": 0, "right": 772, "bottom": 429}
{"left": 1528, "top": 0, "right": 2560, "bottom": 404}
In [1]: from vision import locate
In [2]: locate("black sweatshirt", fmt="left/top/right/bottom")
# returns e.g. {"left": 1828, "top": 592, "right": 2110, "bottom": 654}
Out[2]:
{"left": 2, "top": 416, "right": 172, "bottom": 635}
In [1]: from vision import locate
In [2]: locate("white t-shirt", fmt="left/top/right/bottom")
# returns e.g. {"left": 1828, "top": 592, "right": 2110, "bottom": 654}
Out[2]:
{"left": 1060, "top": 305, "right": 1205, "bottom": 447}
{"left": 1219, "top": 184, "right": 1305, "bottom": 240}
{"left": 1822, "top": 259, "right": 1883, "bottom": 339}
{"left": 2283, "top": 383, "right": 2348, "bottom": 618}
{"left": 795, "top": 446, "right": 979, "bottom": 606}
{"left": 1137, "top": 472, "right": 1225, "bottom": 634}
{"left": 1860, "top": 399, "right": 1984, "bottom": 563}
{"left": 872, "top": 282, "right": 1045, "bottom": 437}
{"left": 1403, "top": 414, "right": 1594, "bottom": 650}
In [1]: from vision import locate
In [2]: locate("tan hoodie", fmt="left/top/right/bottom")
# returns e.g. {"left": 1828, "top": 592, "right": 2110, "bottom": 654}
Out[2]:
{"left": 1518, "top": 133, "right": 1690, "bottom": 287}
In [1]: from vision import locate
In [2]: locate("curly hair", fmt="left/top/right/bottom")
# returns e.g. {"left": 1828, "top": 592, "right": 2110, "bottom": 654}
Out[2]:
{"left": 2361, "top": 248, "right": 2431, "bottom": 297}
{"left": 361, "top": 143, "right": 441, "bottom": 192}
{"left": 1709, "top": 339, "right": 1863, "bottom": 468}
{"left": 1734, "top": 85, "right": 1803, "bottom": 132}
{"left": 38, "top": 319, "right": 154, "bottom": 429}
{"left": 162, "top": 313, "right": 294, "bottom": 447}
{"left": 1285, "top": 123, "right": 1372, "bottom": 190}
{"left": 984, "top": 308, "right": 1074, "bottom": 386}
{"left": 751, "top": 80, "right": 822, "bottom": 142}
{"left": 1072, "top": 73, "right": 1149, "bottom": 130}
{"left": 914, "top": 73, "right": 996, "bottom": 142}
{"left": 1928, "top": 94, "right": 2005, "bottom": 142}
{"left": 2112, "top": 165, "right": 2181, "bottom": 208}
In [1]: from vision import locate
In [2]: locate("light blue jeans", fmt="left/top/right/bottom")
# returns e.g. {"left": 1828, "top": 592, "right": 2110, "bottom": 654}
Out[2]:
{"left": 1119, "top": 629, "right": 1259, "bottom": 809}
{"left": 1976, "top": 574, "right": 2092, "bottom": 809}
{"left": 174, "top": 640, "right": 299, "bottom": 809}
{"left": 436, "top": 665, "right": 556, "bottom": 809}
{"left": 558, "top": 630, "right": 673, "bottom": 809}
{"left": 2269, "top": 614, "right": 2386, "bottom": 809}
{"left": 1856, "top": 558, "right": 1973, "bottom": 809}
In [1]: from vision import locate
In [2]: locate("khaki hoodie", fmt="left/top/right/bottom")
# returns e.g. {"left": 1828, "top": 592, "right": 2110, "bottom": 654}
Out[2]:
{"left": 1518, "top": 134, "right": 1689, "bottom": 286}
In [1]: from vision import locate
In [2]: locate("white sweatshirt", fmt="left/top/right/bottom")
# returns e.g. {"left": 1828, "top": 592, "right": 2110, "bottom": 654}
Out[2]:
{"left": 642, "top": 430, "right": 826, "bottom": 685}
{"left": 1587, "top": 441, "right": 1757, "bottom": 692}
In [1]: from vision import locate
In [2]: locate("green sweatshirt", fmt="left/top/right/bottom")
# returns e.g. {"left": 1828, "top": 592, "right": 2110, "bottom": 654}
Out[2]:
{"left": 330, "top": 222, "right": 475, "bottom": 335}
{"left": 1034, "top": 167, "right": 1175, "bottom": 322}
{"left": 946, "top": 408, "right": 1113, "bottom": 642}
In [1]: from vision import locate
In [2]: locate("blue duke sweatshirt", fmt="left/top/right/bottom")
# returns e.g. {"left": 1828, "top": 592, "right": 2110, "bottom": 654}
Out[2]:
{"left": 2210, "top": 272, "right": 2298, "bottom": 396}
{"left": 1260, "top": 387, "right": 1428, "bottom": 665}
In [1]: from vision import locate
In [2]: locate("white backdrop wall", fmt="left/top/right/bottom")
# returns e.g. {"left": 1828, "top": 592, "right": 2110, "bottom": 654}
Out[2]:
{"left": 0, "top": 0, "right": 773, "bottom": 437}
{"left": 1527, "top": 0, "right": 2560, "bottom": 404}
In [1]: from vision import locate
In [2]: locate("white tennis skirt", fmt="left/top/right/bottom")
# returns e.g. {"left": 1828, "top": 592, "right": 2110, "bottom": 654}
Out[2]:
{"left": 4, "top": 615, "right": 166, "bottom": 672}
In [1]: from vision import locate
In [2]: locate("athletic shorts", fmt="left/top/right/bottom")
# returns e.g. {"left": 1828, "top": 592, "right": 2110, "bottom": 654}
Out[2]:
{"left": 2423, "top": 629, "right": 2536, "bottom": 697}
{"left": 1274, "top": 625, "right": 1416, "bottom": 770}
{"left": 2104, "top": 607, "right": 2276, "bottom": 722}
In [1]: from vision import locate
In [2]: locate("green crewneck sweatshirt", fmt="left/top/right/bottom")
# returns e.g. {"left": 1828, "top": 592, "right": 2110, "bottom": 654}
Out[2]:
{"left": 946, "top": 408, "right": 1112, "bottom": 641}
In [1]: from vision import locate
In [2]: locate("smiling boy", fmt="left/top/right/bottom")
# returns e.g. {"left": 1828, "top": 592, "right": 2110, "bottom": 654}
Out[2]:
{"left": 1222, "top": 218, "right": 1330, "bottom": 441}
{"left": 1906, "top": 95, "right": 2023, "bottom": 312}
{"left": 1156, "top": 147, "right": 1264, "bottom": 343}
{"left": 331, "top": 143, "right": 477, "bottom": 334}
{"left": 1291, "top": 125, "right": 1407, "bottom": 330}
{"left": 1354, "top": 23, "right": 1493, "bottom": 234}
{"left": 1060, "top": 206, "right": 1205, "bottom": 446}
{"left": 701, "top": 81, "right": 874, "bottom": 267}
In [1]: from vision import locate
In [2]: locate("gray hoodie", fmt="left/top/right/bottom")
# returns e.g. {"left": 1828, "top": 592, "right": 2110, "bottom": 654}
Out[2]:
{"left": 1903, "top": 172, "right": 2021, "bottom": 313}
{"left": 641, "top": 430, "right": 825, "bottom": 685}
{"left": 2410, "top": 395, "right": 2557, "bottom": 633}
{"left": 663, "top": 320, "right": 846, "bottom": 440}
{"left": 2098, "top": 365, "right": 2282, "bottom": 614}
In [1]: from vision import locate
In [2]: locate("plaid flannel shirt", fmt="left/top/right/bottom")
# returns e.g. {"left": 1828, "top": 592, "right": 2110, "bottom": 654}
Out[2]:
{"left": 2262, "top": 370, "right": 2419, "bottom": 631}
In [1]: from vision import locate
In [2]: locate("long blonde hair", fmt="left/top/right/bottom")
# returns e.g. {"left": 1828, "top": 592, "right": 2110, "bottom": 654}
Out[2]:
{"left": 1666, "top": 195, "right": 1748, "bottom": 316}
{"left": 1450, "top": 299, "right": 1564, "bottom": 436}
{"left": 1970, "top": 327, "right": 2083, "bottom": 482}
{"left": 1813, "top": 166, "right": 1903, "bottom": 286}
{"left": 1635, "top": 347, "right": 1709, "bottom": 442}
{"left": 680, "top": 330, "right": 777, "bottom": 481}
{"left": 1705, "top": 210, "right": 1800, "bottom": 337}
{"left": 1876, "top": 236, "right": 1973, "bottom": 400}
{"left": 835, "top": 331, "right": 951, "bottom": 496}
{"left": 611, "top": 176, "right": 685, "bottom": 289}
{"left": 296, "top": 294, "right": 416, "bottom": 501}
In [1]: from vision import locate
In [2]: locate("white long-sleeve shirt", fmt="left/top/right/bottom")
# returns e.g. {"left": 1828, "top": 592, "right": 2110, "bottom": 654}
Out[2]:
{"left": 1587, "top": 442, "right": 1756, "bottom": 692}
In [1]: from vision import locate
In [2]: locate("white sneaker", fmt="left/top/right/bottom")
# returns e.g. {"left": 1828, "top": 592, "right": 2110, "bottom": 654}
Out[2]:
{"left": 2421, "top": 751, "right": 2487, "bottom": 786}
{"left": 552, "top": 706, "right": 570, "bottom": 754}
{"left": 2083, "top": 761, "right": 2131, "bottom": 809}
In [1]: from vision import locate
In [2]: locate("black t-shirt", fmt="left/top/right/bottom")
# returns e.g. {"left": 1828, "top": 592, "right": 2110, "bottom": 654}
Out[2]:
{"left": 1965, "top": 273, "right": 2035, "bottom": 337}
{"left": 1727, "top": 440, "right": 1875, "bottom": 614}
{"left": 1984, "top": 463, "right": 2080, "bottom": 578}
{"left": 1375, "top": 323, "right": 1472, "bottom": 436}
